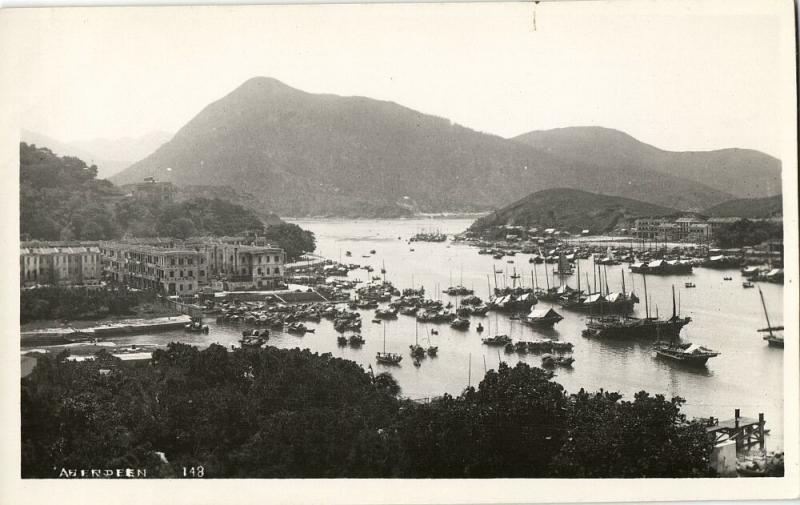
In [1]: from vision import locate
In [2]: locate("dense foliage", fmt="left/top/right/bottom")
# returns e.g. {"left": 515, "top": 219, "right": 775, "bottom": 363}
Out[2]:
{"left": 21, "top": 142, "right": 120, "bottom": 240}
{"left": 20, "top": 286, "right": 157, "bottom": 323}
{"left": 714, "top": 218, "right": 783, "bottom": 248}
{"left": 20, "top": 143, "right": 317, "bottom": 258}
{"left": 468, "top": 188, "right": 677, "bottom": 236}
{"left": 262, "top": 223, "right": 316, "bottom": 261}
{"left": 21, "top": 347, "right": 714, "bottom": 478}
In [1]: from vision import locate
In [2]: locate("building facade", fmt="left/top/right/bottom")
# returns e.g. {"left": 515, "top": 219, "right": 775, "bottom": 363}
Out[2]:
{"left": 100, "top": 242, "right": 204, "bottom": 295}
{"left": 20, "top": 245, "right": 102, "bottom": 287}
{"left": 99, "top": 237, "right": 286, "bottom": 295}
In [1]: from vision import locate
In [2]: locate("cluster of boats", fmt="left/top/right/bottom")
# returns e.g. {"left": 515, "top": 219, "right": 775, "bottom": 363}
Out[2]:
{"left": 502, "top": 339, "right": 574, "bottom": 355}
{"left": 337, "top": 333, "right": 365, "bottom": 347}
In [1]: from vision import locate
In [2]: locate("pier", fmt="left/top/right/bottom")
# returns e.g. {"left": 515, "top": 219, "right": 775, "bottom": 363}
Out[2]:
{"left": 706, "top": 409, "right": 767, "bottom": 450}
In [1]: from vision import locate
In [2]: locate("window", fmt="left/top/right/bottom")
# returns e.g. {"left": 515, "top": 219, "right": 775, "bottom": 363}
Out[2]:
{"left": 171, "top": 259, "right": 176, "bottom": 266}
{"left": 188, "top": 270, "right": 193, "bottom": 277}
{"left": 179, "top": 284, "right": 183, "bottom": 292}
{"left": 170, "top": 271, "right": 175, "bottom": 278}
{"left": 273, "top": 267, "right": 279, "bottom": 274}
{"left": 257, "top": 268, "right": 262, "bottom": 275}
{"left": 179, "top": 259, "right": 184, "bottom": 265}
{"left": 274, "top": 255, "right": 279, "bottom": 262}
{"left": 180, "top": 270, "right": 184, "bottom": 277}
{"left": 199, "top": 270, "right": 205, "bottom": 277}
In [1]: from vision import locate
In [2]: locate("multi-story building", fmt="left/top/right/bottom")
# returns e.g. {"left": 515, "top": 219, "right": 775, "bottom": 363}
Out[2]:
{"left": 99, "top": 237, "right": 285, "bottom": 294}
{"left": 100, "top": 242, "right": 203, "bottom": 295}
{"left": 129, "top": 177, "right": 177, "bottom": 203}
{"left": 633, "top": 217, "right": 672, "bottom": 239}
{"left": 20, "top": 245, "right": 102, "bottom": 287}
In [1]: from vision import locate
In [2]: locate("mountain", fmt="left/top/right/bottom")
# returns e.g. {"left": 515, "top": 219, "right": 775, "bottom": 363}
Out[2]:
{"left": 112, "top": 77, "right": 741, "bottom": 217}
{"left": 21, "top": 129, "right": 171, "bottom": 179}
{"left": 514, "top": 127, "right": 781, "bottom": 199}
{"left": 469, "top": 188, "right": 678, "bottom": 234}
{"left": 703, "top": 194, "right": 783, "bottom": 218}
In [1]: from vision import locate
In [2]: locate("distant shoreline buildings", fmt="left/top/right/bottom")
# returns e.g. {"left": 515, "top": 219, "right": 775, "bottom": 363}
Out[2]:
{"left": 20, "top": 236, "right": 286, "bottom": 294}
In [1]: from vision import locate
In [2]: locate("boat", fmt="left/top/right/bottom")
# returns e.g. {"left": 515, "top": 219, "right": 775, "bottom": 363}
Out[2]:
{"left": 742, "top": 281, "right": 754, "bottom": 288}
{"left": 413, "top": 358, "right": 421, "bottom": 367}
{"left": 630, "top": 259, "right": 693, "bottom": 275}
{"left": 184, "top": 316, "right": 209, "bottom": 334}
{"left": 409, "top": 321, "right": 426, "bottom": 358}
{"left": 541, "top": 354, "right": 574, "bottom": 367}
{"left": 450, "top": 318, "right": 470, "bottom": 330}
{"left": 370, "top": 249, "right": 376, "bottom": 254}
{"left": 585, "top": 283, "right": 690, "bottom": 339}
{"left": 482, "top": 334, "right": 512, "bottom": 346}
{"left": 757, "top": 287, "right": 784, "bottom": 348}
{"left": 521, "top": 307, "right": 564, "bottom": 328}
{"left": 374, "top": 307, "right": 398, "bottom": 319}
{"left": 476, "top": 323, "right": 484, "bottom": 332}
{"left": 654, "top": 341, "right": 719, "bottom": 365}
{"left": 685, "top": 282, "right": 696, "bottom": 288}
{"left": 376, "top": 324, "right": 402, "bottom": 365}
{"left": 286, "top": 322, "right": 314, "bottom": 334}
{"left": 723, "top": 276, "right": 733, "bottom": 281}
{"left": 337, "top": 335, "right": 348, "bottom": 346}
{"left": 426, "top": 328, "right": 438, "bottom": 356}
{"left": 372, "top": 319, "right": 382, "bottom": 324}
{"left": 345, "top": 251, "right": 352, "bottom": 257}
{"left": 443, "top": 285, "right": 474, "bottom": 296}
{"left": 348, "top": 334, "right": 365, "bottom": 346}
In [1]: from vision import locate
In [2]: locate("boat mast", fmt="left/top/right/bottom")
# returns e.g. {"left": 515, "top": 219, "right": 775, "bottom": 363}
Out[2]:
{"left": 643, "top": 273, "right": 649, "bottom": 319}
{"left": 621, "top": 270, "right": 626, "bottom": 299}
{"left": 576, "top": 258, "right": 581, "bottom": 293}
{"left": 758, "top": 286, "right": 774, "bottom": 337}
{"left": 603, "top": 264, "right": 610, "bottom": 295}
{"left": 545, "top": 263, "right": 551, "bottom": 291}
{"left": 467, "top": 353, "right": 472, "bottom": 389}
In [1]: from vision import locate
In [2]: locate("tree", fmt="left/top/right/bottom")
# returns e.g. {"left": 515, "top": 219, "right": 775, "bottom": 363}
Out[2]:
{"left": 262, "top": 222, "right": 316, "bottom": 261}
{"left": 551, "top": 389, "right": 715, "bottom": 478}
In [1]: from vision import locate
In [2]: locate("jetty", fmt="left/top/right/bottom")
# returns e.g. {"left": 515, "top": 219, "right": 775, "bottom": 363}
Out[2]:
{"left": 21, "top": 314, "right": 193, "bottom": 345}
{"left": 705, "top": 409, "right": 767, "bottom": 450}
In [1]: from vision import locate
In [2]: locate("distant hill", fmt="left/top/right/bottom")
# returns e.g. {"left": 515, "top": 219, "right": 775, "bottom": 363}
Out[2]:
{"left": 514, "top": 126, "right": 781, "bottom": 200}
{"left": 21, "top": 129, "right": 171, "bottom": 180}
{"left": 112, "top": 77, "right": 736, "bottom": 216}
{"left": 703, "top": 194, "right": 783, "bottom": 218}
{"left": 469, "top": 188, "right": 677, "bottom": 234}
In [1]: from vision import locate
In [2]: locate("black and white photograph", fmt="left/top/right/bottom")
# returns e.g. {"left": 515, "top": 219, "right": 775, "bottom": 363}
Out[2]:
{"left": 1, "top": 0, "right": 797, "bottom": 502}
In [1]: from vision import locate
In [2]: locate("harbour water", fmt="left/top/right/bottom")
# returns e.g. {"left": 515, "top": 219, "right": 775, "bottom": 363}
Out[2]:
{"left": 61, "top": 218, "right": 787, "bottom": 448}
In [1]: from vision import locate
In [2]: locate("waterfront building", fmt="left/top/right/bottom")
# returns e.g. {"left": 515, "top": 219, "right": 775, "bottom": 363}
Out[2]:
{"left": 100, "top": 242, "right": 203, "bottom": 295}
{"left": 633, "top": 216, "right": 672, "bottom": 239}
{"left": 99, "top": 237, "right": 286, "bottom": 294}
{"left": 20, "top": 245, "right": 102, "bottom": 287}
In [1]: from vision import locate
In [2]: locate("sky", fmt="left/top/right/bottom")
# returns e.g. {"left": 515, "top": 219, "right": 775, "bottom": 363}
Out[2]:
{"left": 3, "top": 0, "right": 795, "bottom": 158}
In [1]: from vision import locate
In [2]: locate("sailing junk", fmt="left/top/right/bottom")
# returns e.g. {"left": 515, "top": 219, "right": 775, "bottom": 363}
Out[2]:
{"left": 653, "top": 341, "right": 719, "bottom": 365}
{"left": 583, "top": 280, "right": 688, "bottom": 339}
{"left": 520, "top": 307, "right": 564, "bottom": 328}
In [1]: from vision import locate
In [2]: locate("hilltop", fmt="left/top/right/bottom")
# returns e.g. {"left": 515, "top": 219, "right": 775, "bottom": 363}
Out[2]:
{"left": 514, "top": 126, "right": 781, "bottom": 200}
{"left": 19, "top": 143, "right": 309, "bottom": 250}
{"left": 703, "top": 194, "right": 783, "bottom": 218}
{"left": 112, "top": 77, "right": 741, "bottom": 216}
{"left": 469, "top": 188, "right": 677, "bottom": 234}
